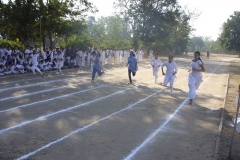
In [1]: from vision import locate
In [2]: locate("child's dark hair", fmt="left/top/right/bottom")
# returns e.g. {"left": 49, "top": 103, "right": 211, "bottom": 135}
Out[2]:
{"left": 194, "top": 51, "right": 203, "bottom": 64}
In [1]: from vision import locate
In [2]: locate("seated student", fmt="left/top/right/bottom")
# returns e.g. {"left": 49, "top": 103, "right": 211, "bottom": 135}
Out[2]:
{"left": 63, "top": 59, "right": 71, "bottom": 69}
{"left": 52, "top": 58, "right": 58, "bottom": 70}
{"left": 15, "top": 61, "right": 25, "bottom": 73}
{"left": 24, "top": 57, "right": 32, "bottom": 72}
{"left": 44, "top": 59, "right": 52, "bottom": 71}
{"left": 10, "top": 62, "right": 19, "bottom": 74}
{"left": 70, "top": 57, "right": 77, "bottom": 68}
{"left": 39, "top": 60, "right": 46, "bottom": 71}
{"left": 0, "top": 64, "right": 6, "bottom": 76}
{"left": 4, "top": 64, "right": 12, "bottom": 75}
{"left": 0, "top": 56, "right": 6, "bottom": 66}
{"left": 18, "top": 55, "right": 24, "bottom": 65}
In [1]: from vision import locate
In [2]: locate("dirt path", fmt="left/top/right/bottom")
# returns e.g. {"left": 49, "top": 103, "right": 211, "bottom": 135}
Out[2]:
{"left": 0, "top": 56, "right": 233, "bottom": 160}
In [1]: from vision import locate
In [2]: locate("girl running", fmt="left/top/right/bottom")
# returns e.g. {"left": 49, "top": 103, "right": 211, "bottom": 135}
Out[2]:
{"left": 188, "top": 51, "right": 205, "bottom": 105}
{"left": 161, "top": 55, "right": 178, "bottom": 95}
{"left": 126, "top": 51, "right": 138, "bottom": 84}
{"left": 91, "top": 51, "right": 104, "bottom": 83}
{"left": 151, "top": 53, "right": 162, "bottom": 84}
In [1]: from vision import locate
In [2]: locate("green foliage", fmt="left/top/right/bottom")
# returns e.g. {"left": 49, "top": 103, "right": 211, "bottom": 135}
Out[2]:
{"left": 87, "top": 16, "right": 132, "bottom": 50}
{"left": 0, "top": 39, "right": 24, "bottom": 50}
{"left": 190, "top": 37, "right": 204, "bottom": 51}
{"left": 219, "top": 11, "right": 240, "bottom": 52}
{"left": 115, "top": 0, "right": 194, "bottom": 54}
{"left": 0, "top": 0, "right": 95, "bottom": 47}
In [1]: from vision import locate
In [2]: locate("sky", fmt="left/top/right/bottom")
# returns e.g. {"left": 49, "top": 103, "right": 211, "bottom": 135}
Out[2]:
{"left": 88, "top": 0, "right": 240, "bottom": 40}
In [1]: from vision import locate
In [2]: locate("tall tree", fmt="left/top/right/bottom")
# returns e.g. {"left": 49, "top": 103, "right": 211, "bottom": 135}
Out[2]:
{"left": 0, "top": 0, "right": 95, "bottom": 47}
{"left": 115, "top": 0, "right": 194, "bottom": 53}
{"left": 219, "top": 11, "right": 240, "bottom": 55}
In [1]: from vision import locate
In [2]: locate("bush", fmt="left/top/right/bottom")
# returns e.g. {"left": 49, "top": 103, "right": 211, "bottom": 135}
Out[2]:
{"left": 0, "top": 39, "right": 24, "bottom": 50}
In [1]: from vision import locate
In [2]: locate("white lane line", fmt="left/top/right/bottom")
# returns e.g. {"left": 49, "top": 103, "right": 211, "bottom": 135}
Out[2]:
{"left": 0, "top": 77, "right": 82, "bottom": 92}
{"left": 0, "top": 74, "right": 63, "bottom": 85}
{"left": 0, "top": 85, "right": 108, "bottom": 114}
{"left": 123, "top": 62, "right": 225, "bottom": 160}
{"left": 16, "top": 90, "right": 163, "bottom": 160}
{"left": 0, "top": 82, "right": 89, "bottom": 102}
{"left": 0, "top": 88, "right": 130, "bottom": 135}
{"left": 0, "top": 62, "right": 188, "bottom": 89}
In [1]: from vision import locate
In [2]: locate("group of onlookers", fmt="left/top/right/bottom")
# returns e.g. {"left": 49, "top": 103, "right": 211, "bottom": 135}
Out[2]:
{"left": 0, "top": 45, "right": 145, "bottom": 76}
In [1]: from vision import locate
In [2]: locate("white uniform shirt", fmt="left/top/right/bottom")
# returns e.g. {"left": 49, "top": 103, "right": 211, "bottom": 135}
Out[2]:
{"left": 162, "top": 61, "right": 178, "bottom": 75}
{"left": 57, "top": 54, "right": 64, "bottom": 64}
{"left": 191, "top": 59, "right": 202, "bottom": 77}
{"left": 151, "top": 58, "right": 162, "bottom": 68}
{"left": 31, "top": 54, "right": 39, "bottom": 66}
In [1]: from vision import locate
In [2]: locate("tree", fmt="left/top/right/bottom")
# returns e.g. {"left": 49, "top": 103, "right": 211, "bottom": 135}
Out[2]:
{"left": 219, "top": 11, "right": 240, "bottom": 55}
{"left": 87, "top": 16, "right": 132, "bottom": 49}
{"left": 0, "top": 0, "right": 95, "bottom": 47}
{"left": 190, "top": 37, "right": 204, "bottom": 51}
{"left": 115, "top": 0, "right": 195, "bottom": 54}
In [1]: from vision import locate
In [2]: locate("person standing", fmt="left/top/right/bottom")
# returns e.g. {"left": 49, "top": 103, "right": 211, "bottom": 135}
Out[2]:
{"left": 151, "top": 53, "right": 162, "bottom": 84}
{"left": 207, "top": 50, "right": 210, "bottom": 58}
{"left": 149, "top": 50, "right": 153, "bottom": 62}
{"left": 162, "top": 55, "right": 178, "bottom": 95}
{"left": 188, "top": 51, "right": 205, "bottom": 105}
{"left": 57, "top": 51, "right": 64, "bottom": 74}
{"left": 126, "top": 51, "right": 138, "bottom": 84}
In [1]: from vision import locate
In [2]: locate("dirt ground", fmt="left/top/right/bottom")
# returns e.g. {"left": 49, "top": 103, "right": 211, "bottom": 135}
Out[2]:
{"left": 217, "top": 60, "right": 240, "bottom": 160}
{"left": 0, "top": 55, "right": 237, "bottom": 160}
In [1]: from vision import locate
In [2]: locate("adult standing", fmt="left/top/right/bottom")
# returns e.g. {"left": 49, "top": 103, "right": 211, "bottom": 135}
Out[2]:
{"left": 57, "top": 51, "right": 64, "bottom": 74}
{"left": 188, "top": 51, "right": 205, "bottom": 105}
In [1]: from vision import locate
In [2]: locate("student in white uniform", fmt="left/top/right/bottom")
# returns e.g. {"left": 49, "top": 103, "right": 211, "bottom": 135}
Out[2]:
{"left": 161, "top": 55, "right": 178, "bottom": 95}
{"left": 108, "top": 50, "right": 112, "bottom": 65}
{"left": 100, "top": 50, "right": 105, "bottom": 66}
{"left": 15, "top": 61, "right": 25, "bottom": 73}
{"left": 31, "top": 50, "right": 43, "bottom": 78}
{"left": 56, "top": 51, "right": 64, "bottom": 74}
{"left": 9, "top": 62, "right": 19, "bottom": 74}
{"left": 76, "top": 49, "right": 82, "bottom": 67}
{"left": 151, "top": 53, "right": 162, "bottom": 84}
{"left": 81, "top": 51, "right": 87, "bottom": 68}
{"left": 188, "top": 51, "right": 205, "bottom": 105}
{"left": 149, "top": 50, "right": 153, "bottom": 62}
{"left": 24, "top": 57, "right": 32, "bottom": 72}
{"left": 39, "top": 60, "right": 45, "bottom": 71}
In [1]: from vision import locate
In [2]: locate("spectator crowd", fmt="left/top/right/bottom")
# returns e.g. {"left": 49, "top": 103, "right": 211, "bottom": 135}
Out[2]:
{"left": 0, "top": 45, "right": 145, "bottom": 76}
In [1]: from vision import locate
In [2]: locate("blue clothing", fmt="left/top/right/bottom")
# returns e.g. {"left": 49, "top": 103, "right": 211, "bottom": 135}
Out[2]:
{"left": 128, "top": 56, "right": 137, "bottom": 72}
{"left": 93, "top": 56, "right": 102, "bottom": 72}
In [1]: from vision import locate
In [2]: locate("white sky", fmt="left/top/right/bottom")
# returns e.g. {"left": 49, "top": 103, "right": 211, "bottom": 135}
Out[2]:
{"left": 88, "top": 0, "right": 240, "bottom": 40}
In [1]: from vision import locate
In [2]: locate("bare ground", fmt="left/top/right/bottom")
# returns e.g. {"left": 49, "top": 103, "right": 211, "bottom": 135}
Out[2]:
{"left": 0, "top": 55, "right": 236, "bottom": 160}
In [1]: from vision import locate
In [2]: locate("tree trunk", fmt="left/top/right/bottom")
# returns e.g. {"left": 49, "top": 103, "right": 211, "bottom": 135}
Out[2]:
{"left": 48, "top": 32, "right": 53, "bottom": 48}
{"left": 42, "top": 35, "right": 45, "bottom": 49}
{"left": 18, "top": 35, "right": 28, "bottom": 47}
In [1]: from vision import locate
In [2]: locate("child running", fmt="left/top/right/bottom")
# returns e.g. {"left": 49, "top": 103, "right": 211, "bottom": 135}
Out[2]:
{"left": 188, "top": 51, "right": 205, "bottom": 105}
{"left": 151, "top": 53, "right": 162, "bottom": 84}
{"left": 91, "top": 51, "right": 104, "bottom": 83}
{"left": 126, "top": 51, "right": 138, "bottom": 84}
{"left": 161, "top": 55, "right": 178, "bottom": 95}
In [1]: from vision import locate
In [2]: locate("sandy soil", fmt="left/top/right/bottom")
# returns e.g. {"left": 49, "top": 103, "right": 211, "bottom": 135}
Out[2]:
{"left": 217, "top": 60, "right": 240, "bottom": 160}
{"left": 0, "top": 55, "right": 235, "bottom": 160}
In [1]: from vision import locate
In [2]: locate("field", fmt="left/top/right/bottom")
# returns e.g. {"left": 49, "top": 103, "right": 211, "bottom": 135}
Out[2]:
{"left": 0, "top": 55, "right": 237, "bottom": 160}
